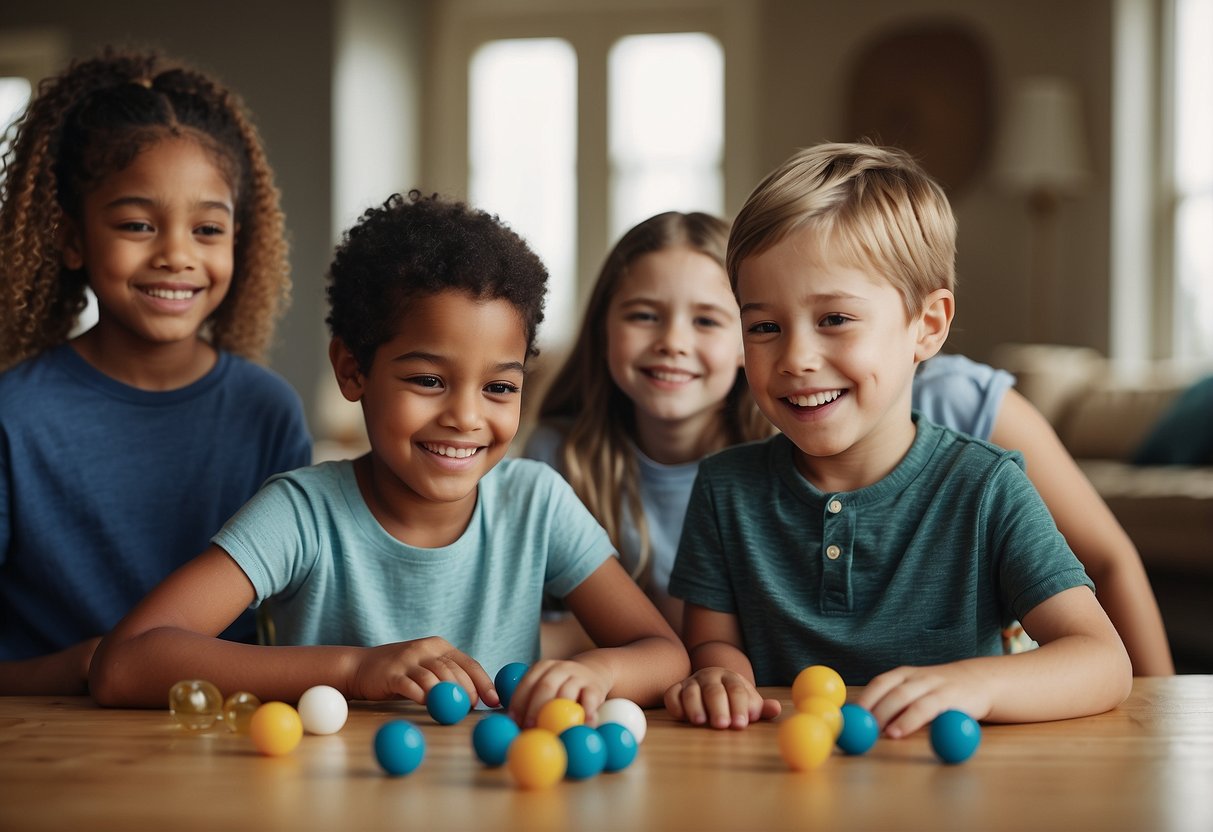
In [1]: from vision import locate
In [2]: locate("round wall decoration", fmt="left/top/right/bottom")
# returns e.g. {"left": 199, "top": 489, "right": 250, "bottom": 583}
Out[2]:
{"left": 844, "top": 20, "right": 995, "bottom": 195}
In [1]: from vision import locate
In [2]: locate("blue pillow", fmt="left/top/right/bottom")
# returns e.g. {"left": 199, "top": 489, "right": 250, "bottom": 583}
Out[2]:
{"left": 1132, "top": 375, "right": 1213, "bottom": 465}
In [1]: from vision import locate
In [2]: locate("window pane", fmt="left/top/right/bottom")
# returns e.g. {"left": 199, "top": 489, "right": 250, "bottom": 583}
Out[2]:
{"left": 1174, "top": 194, "right": 1213, "bottom": 358}
{"left": 1174, "top": 0, "right": 1213, "bottom": 192}
{"left": 1172, "top": 0, "right": 1213, "bottom": 359}
{"left": 608, "top": 33, "right": 723, "bottom": 238}
{"left": 469, "top": 39, "right": 576, "bottom": 346}
{"left": 0, "top": 77, "right": 32, "bottom": 170}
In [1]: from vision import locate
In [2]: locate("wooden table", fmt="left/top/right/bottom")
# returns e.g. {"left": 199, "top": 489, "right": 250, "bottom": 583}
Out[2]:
{"left": 1, "top": 677, "right": 1210, "bottom": 832}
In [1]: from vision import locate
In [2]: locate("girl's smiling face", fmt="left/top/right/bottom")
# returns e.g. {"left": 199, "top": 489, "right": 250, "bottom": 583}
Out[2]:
{"left": 337, "top": 289, "right": 528, "bottom": 524}
{"left": 605, "top": 246, "right": 744, "bottom": 452}
{"left": 64, "top": 137, "right": 235, "bottom": 351}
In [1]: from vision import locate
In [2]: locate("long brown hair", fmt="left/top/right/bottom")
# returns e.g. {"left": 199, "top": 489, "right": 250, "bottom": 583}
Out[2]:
{"left": 0, "top": 47, "right": 291, "bottom": 369}
{"left": 536, "top": 211, "right": 772, "bottom": 583}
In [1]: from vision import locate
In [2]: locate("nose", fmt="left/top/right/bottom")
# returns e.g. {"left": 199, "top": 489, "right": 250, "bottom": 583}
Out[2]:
{"left": 654, "top": 316, "right": 692, "bottom": 356}
{"left": 153, "top": 227, "right": 195, "bottom": 273}
{"left": 775, "top": 327, "right": 822, "bottom": 376}
{"left": 439, "top": 385, "right": 485, "bottom": 432}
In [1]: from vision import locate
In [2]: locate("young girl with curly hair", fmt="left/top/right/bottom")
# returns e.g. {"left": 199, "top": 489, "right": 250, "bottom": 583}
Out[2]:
{"left": 0, "top": 48, "right": 312, "bottom": 693}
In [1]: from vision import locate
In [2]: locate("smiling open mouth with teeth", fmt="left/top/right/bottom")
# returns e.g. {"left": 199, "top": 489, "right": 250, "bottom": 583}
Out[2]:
{"left": 422, "top": 443, "right": 480, "bottom": 459}
{"left": 643, "top": 368, "right": 697, "bottom": 382}
{"left": 787, "top": 389, "right": 844, "bottom": 408}
{"left": 142, "top": 287, "right": 200, "bottom": 300}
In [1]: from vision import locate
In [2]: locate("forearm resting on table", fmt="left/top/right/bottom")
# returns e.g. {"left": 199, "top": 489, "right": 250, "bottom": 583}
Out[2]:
{"left": 959, "top": 630, "right": 1132, "bottom": 723}
{"left": 687, "top": 640, "right": 756, "bottom": 679}
{"left": 573, "top": 635, "right": 690, "bottom": 706}
{"left": 90, "top": 627, "right": 360, "bottom": 708}
{"left": 0, "top": 637, "right": 101, "bottom": 695}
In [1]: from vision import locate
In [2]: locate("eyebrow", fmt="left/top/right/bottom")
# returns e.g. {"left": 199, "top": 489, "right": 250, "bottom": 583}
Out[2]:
{"left": 618, "top": 297, "right": 736, "bottom": 316}
{"left": 391, "top": 351, "right": 525, "bottom": 374}
{"left": 739, "top": 292, "right": 866, "bottom": 315}
{"left": 102, "top": 195, "right": 233, "bottom": 215}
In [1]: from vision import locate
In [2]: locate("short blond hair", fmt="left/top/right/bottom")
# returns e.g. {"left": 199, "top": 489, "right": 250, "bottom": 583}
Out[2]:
{"left": 727, "top": 142, "right": 956, "bottom": 317}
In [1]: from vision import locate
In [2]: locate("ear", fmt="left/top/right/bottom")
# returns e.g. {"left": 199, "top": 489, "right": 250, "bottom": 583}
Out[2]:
{"left": 58, "top": 217, "right": 85, "bottom": 271}
{"left": 329, "top": 337, "right": 365, "bottom": 403}
{"left": 913, "top": 288, "right": 954, "bottom": 363}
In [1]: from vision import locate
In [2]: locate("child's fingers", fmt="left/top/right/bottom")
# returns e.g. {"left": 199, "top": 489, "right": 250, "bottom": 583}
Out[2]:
{"left": 678, "top": 681, "right": 709, "bottom": 725}
{"left": 448, "top": 653, "right": 498, "bottom": 708}
{"left": 577, "top": 684, "right": 606, "bottom": 724}
{"left": 664, "top": 682, "right": 689, "bottom": 720}
{"left": 388, "top": 672, "right": 427, "bottom": 703}
{"left": 883, "top": 696, "right": 942, "bottom": 739}
{"left": 759, "top": 697, "right": 782, "bottom": 722}
{"left": 855, "top": 667, "right": 908, "bottom": 715}
{"left": 511, "top": 663, "right": 562, "bottom": 727}
{"left": 699, "top": 679, "right": 736, "bottom": 730}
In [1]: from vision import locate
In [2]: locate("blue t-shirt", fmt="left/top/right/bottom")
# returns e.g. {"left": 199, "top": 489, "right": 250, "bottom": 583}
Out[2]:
{"left": 0, "top": 344, "right": 312, "bottom": 659}
{"left": 668, "top": 417, "right": 1093, "bottom": 686}
{"left": 913, "top": 353, "right": 1015, "bottom": 441}
{"left": 212, "top": 457, "right": 614, "bottom": 673}
{"left": 523, "top": 423, "right": 696, "bottom": 606}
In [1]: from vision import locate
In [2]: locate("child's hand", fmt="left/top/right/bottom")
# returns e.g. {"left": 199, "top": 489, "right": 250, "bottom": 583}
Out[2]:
{"left": 664, "top": 667, "right": 781, "bottom": 729}
{"left": 348, "top": 636, "right": 499, "bottom": 707}
{"left": 857, "top": 663, "right": 993, "bottom": 738}
{"left": 508, "top": 659, "right": 612, "bottom": 728}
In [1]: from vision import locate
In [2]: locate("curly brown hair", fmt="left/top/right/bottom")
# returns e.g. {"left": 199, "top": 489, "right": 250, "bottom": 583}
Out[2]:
{"left": 326, "top": 191, "right": 548, "bottom": 373}
{"left": 0, "top": 47, "right": 290, "bottom": 369}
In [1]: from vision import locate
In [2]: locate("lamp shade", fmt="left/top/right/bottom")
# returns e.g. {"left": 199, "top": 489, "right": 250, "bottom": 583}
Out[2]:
{"left": 995, "top": 77, "right": 1092, "bottom": 196}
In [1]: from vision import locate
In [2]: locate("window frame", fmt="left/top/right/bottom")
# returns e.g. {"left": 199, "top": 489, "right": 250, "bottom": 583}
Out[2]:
{"left": 425, "top": 0, "right": 758, "bottom": 342}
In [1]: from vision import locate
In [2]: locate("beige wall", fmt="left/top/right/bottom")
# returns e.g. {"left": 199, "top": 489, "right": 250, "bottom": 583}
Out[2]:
{"left": 1, "top": 0, "right": 338, "bottom": 430}
{"left": 755, "top": 0, "right": 1114, "bottom": 362}
{"left": 2, "top": 0, "right": 1120, "bottom": 428}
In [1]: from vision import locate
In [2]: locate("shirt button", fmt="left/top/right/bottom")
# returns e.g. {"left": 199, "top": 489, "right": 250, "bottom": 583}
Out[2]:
{"left": 828, "top": 499, "right": 843, "bottom": 514}
{"left": 826, "top": 545, "right": 841, "bottom": 560}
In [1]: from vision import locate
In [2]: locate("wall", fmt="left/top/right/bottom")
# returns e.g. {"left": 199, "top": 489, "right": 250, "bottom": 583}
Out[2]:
{"left": 1, "top": 0, "right": 336, "bottom": 431}
{"left": 2, "top": 0, "right": 1120, "bottom": 423}
{"left": 759, "top": 0, "right": 1114, "bottom": 362}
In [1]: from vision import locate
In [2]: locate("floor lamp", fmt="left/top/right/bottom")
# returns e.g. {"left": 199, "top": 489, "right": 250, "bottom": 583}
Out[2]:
{"left": 995, "top": 78, "right": 1092, "bottom": 343}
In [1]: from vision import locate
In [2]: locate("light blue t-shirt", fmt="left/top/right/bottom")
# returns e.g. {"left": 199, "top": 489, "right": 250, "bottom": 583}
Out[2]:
{"left": 523, "top": 424, "right": 697, "bottom": 608}
{"left": 914, "top": 353, "right": 1015, "bottom": 441}
{"left": 213, "top": 457, "right": 613, "bottom": 673}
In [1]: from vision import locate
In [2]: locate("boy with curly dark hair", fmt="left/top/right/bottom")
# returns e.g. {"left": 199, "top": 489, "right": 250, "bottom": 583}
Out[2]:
{"left": 92, "top": 192, "right": 689, "bottom": 726}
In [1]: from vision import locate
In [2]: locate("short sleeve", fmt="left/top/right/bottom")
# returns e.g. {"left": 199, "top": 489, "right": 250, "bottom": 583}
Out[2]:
{"left": 914, "top": 354, "right": 1015, "bottom": 440}
{"left": 981, "top": 457, "right": 1094, "bottom": 621}
{"left": 212, "top": 474, "right": 321, "bottom": 605}
{"left": 537, "top": 467, "right": 613, "bottom": 598}
{"left": 667, "top": 467, "right": 736, "bottom": 613}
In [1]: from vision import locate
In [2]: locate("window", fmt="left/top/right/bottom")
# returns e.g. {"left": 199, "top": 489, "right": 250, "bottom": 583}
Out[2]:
{"left": 0, "top": 76, "right": 31, "bottom": 164}
{"left": 469, "top": 39, "right": 577, "bottom": 345}
{"left": 1169, "top": 0, "right": 1213, "bottom": 360}
{"left": 434, "top": 1, "right": 755, "bottom": 353}
{"left": 608, "top": 33, "right": 724, "bottom": 241}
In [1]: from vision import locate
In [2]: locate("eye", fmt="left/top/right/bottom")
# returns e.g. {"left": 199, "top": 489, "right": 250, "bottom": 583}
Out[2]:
{"left": 746, "top": 321, "right": 780, "bottom": 334}
{"left": 407, "top": 375, "right": 443, "bottom": 389}
{"left": 485, "top": 381, "right": 521, "bottom": 396}
{"left": 195, "top": 224, "right": 227, "bottom": 237}
{"left": 694, "top": 315, "right": 723, "bottom": 329}
{"left": 118, "top": 221, "right": 154, "bottom": 233}
{"left": 819, "top": 314, "right": 850, "bottom": 328}
{"left": 624, "top": 310, "right": 658, "bottom": 323}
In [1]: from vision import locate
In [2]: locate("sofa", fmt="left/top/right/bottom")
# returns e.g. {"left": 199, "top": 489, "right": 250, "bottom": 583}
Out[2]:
{"left": 991, "top": 343, "right": 1213, "bottom": 672}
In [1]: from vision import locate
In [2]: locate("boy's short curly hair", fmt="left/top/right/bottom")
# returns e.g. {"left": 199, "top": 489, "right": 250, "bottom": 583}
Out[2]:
{"left": 325, "top": 191, "right": 548, "bottom": 371}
